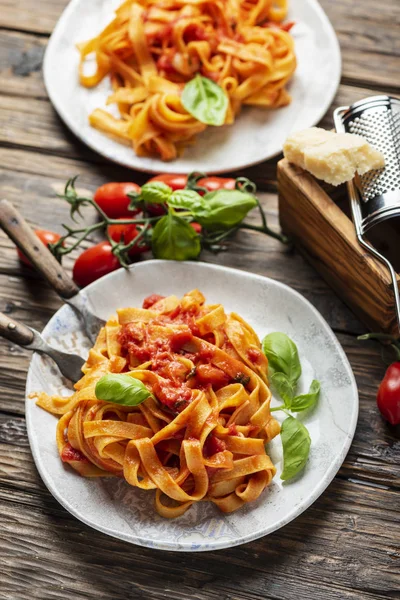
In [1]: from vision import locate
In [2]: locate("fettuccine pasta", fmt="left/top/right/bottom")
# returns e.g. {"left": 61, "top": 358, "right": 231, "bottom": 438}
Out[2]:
{"left": 35, "top": 290, "right": 280, "bottom": 517}
{"left": 78, "top": 0, "right": 296, "bottom": 160}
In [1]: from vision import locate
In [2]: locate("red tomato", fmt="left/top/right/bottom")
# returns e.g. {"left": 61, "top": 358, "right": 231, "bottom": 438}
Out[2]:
{"left": 93, "top": 182, "right": 141, "bottom": 218}
{"left": 17, "top": 229, "right": 61, "bottom": 268}
{"left": 377, "top": 362, "right": 400, "bottom": 425}
{"left": 72, "top": 242, "right": 120, "bottom": 288}
{"left": 156, "top": 54, "right": 178, "bottom": 76}
{"left": 107, "top": 219, "right": 149, "bottom": 256}
{"left": 183, "top": 23, "right": 208, "bottom": 42}
{"left": 61, "top": 443, "right": 88, "bottom": 463}
{"left": 142, "top": 294, "right": 166, "bottom": 309}
{"left": 148, "top": 174, "right": 188, "bottom": 190}
{"left": 195, "top": 364, "right": 230, "bottom": 389}
{"left": 190, "top": 222, "right": 202, "bottom": 234}
{"left": 197, "top": 177, "right": 236, "bottom": 192}
{"left": 204, "top": 433, "right": 227, "bottom": 457}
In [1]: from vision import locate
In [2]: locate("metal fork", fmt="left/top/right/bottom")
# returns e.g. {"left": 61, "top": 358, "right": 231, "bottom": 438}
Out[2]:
{"left": 0, "top": 312, "right": 84, "bottom": 382}
{"left": 0, "top": 199, "right": 105, "bottom": 343}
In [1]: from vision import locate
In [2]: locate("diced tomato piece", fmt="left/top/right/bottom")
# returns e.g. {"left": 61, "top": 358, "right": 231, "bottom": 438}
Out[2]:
{"left": 153, "top": 380, "right": 192, "bottom": 410}
{"left": 61, "top": 443, "right": 88, "bottom": 463}
{"left": 142, "top": 294, "right": 165, "bottom": 309}
{"left": 195, "top": 364, "right": 230, "bottom": 389}
{"left": 170, "top": 330, "right": 194, "bottom": 353}
{"left": 204, "top": 433, "right": 226, "bottom": 457}
{"left": 227, "top": 424, "right": 238, "bottom": 436}
{"left": 248, "top": 347, "right": 263, "bottom": 364}
{"left": 183, "top": 23, "right": 208, "bottom": 42}
{"left": 156, "top": 54, "right": 176, "bottom": 75}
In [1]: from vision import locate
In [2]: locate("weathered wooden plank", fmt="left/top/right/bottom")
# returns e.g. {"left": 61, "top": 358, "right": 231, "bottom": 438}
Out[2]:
{"left": 0, "top": 474, "right": 398, "bottom": 600}
{"left": 0, "top": 30, "right": 47, "bottom": 99}
{"left": 319, "top": 0, "right": 400, "bottom": 92}
{"left": 1, "top": 0, "right": 399, "bottom": 92}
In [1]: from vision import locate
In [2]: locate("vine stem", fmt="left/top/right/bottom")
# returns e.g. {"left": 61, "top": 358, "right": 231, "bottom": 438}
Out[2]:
{"left": 239, "top": 222, "right": 290, "bottom": 244}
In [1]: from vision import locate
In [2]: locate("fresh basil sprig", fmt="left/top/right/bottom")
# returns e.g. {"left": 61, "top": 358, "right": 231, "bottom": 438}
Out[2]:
{"left": 152, "top": 212, "right": 201, "bottom": 260}
{"left": 280, "top": 416, "right": 311, "bottom": 480}
{"left": 194, "top": 190, "right": 258, "bottom": 231}
{"left": 271, "top": 372, "right": 294, "bottom": 408}
{"left": 262, "top": 332, "right": 301, "bottom": 385}
{"left": 95, "top": 374, "right": 153, "bottom": 406}
{"left": 262, "top": 332, "right": 321, "bottom": 481}
{"left": 167, "top": 189, "right": 205, "bottom": 212}
{"left": 132, "top": 183, "right": 258, "bottom": 232}
{"left": 291, "top": 380, "right": 320, "bottom": 412}
{"left": 181, "top": 75, "right": 228, "bottom": 126}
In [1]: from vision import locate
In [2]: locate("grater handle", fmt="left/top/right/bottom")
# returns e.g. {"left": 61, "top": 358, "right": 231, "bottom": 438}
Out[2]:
{"left": 348, "top": 184, "right": 400, "bottom": 332}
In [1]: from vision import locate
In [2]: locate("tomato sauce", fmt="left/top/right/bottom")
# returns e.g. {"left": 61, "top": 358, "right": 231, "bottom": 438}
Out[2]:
{"left": 248, "top": 347, "right": 263, "bottom": 364}
{"left": 203, "top": 433, "right": 226, "bottom": 457}
{"left": 61, "top": 443, "right": 88, "bottom": 463}
{"left": 142, "top": 294, "right": 165, "bottom": 309}
{"left": 153, "top": 379, "right": 192, "bottom": 412}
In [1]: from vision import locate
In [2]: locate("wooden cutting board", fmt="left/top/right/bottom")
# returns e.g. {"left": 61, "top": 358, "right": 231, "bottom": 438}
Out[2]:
{"left": 277, "top": 158, "right": 400, "bottom": 336}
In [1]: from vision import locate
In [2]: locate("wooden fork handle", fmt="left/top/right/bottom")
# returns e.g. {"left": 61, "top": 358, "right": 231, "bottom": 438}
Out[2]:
{"left": 0, "top": 199, "right": 79, "bottom": 299}
{"left": 0, "top": 312, "right": 34, "bottom": 347}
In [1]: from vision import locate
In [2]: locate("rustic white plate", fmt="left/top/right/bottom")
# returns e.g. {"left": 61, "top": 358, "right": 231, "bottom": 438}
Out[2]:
{"left": 26, "top": 261, "right": 357, "bottom": 551}
{"left": 43, "top": 0, "right": 341, "bottom": 174}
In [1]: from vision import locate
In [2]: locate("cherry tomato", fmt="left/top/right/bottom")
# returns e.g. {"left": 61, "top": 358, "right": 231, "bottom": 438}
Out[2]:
{"left": 72, "top": 242, "right": 120, "bottom": 288}
{"left": 17, "top": 229, "right": 61, "bottom": 268}
{"left": 148, "top": 174, "right": 188, "bottom": 190}
{"left": 190, "top": 222, "right": 202, "bottom": 234}
{"left": 107, "top": 219, "right": 149, "bottom": 256}
{"left": 197, "top": 177, "right": 236, "bottom": 192}
{"left": 377, "top": 362, "right": 400, "bottom": 425}
{"left": 93, "top": 182, "right": 141, "bottom": 218}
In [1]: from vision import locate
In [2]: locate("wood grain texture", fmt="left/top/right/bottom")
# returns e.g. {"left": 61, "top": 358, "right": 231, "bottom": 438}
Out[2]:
{"left": 1, "top": 0, "right": 399, "bottom": 91}
{"left": 1, "top": 0, "right": 400, "bottom": 598}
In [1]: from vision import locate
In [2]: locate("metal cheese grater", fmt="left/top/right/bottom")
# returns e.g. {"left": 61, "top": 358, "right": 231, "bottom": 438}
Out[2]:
{"left": 333, "top": 95, "right": 400, "bottom": 332}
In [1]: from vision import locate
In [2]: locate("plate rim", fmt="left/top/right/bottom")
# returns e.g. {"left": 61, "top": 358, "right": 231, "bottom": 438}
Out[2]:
{"left": 43, "top": 0, "right": 342, "bottom": 175}
{"left": 25, "top": 260, "right": 358, "bottom": 552}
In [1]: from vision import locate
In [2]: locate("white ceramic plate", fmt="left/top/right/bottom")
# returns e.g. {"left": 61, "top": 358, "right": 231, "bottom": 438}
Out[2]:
{"left": 43, "top": 0, "right": 341, "bottom": 174}
{"left": 26, "top": 261, "right": 357, "bottom": 551}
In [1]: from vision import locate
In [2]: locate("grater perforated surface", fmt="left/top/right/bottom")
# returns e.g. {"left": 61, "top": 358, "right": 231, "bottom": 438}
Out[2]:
{"left": 344, "top": 100, "right": 400, "bottom": 201}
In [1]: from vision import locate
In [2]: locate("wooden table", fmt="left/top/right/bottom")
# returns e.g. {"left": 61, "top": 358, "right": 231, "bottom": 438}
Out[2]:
{"left": 1, "top": 2, "right": 399, "bottom": 598}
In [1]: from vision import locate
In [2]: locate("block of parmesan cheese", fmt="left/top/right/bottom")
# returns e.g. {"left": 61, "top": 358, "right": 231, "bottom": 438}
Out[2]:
{"left": 283, "top": 127, "right": 385, "bottom": 186}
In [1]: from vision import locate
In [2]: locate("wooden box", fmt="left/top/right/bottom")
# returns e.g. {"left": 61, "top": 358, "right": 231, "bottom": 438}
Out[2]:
{"left": 277, "top": 159, "right": 400, "bottom": 336}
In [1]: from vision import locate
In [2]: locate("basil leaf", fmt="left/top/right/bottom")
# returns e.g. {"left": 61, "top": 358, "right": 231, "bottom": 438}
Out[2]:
{"left": 291, "top": 379, "right": 320, "bottom": 412}
{"left": 168, "top": 189, "right": 205, "bottom": 212}
{"left": 262, "top": 332, "right": 301, "bottom": 386}
{"left": 95, "top": 374, "right": 153, "bottom": 406}
{"left": 152, "top": 212, "right": 201, "bottom": 260}
{"left": 181, "top": 75, "right": 228, "bottom": 126}
{"left": 194, "top": 190, "right": 257, "bottom": 231}
{"left": 140, "top": 181, "right": 172, "bottom": 205}
{"left": 271, "top": 372, "right": 294, "bottom": 409}
{"left": 280, "top": 416, "right": 311, "bottom": 480}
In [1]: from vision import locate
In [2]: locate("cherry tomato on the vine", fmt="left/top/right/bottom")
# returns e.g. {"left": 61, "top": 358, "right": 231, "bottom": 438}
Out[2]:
{"left": 72, "top": 242, "right": 120, "bottom": 288}
{"left": 377, "top": 362, "right": 400, "bottom": 425}
{"left": 93, "top": 182, "right": 141, "bottom": 218}
{"left": 108, "top": 219, "right": 149, "bottom": 256}
{"left": 17, "top": 229, "right": 61, "bottom": 268}
{"left": 190, "top": 222, "right": 202, "bottom": 234}
{"left": 148, "top": 174, "right": 188, "bottom": 190}
{"left": 197, "top": 177, "right": 236, "bottom": 193}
